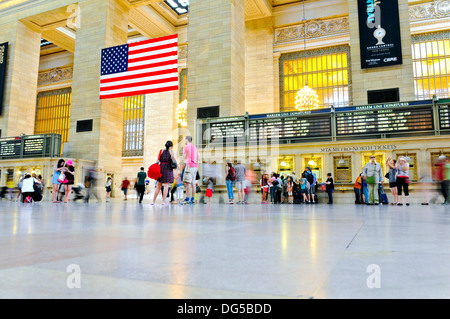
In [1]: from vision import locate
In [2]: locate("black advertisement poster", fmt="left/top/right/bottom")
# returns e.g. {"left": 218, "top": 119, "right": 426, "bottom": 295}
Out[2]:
{"left": 357, "top": 0, "right": 403, "bottom": 69}
{"left": 0, "top": 42, "right": 8, "bottom": 116}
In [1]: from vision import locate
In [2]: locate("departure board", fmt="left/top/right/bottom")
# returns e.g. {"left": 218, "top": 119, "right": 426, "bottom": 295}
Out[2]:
{"left": 439, "top": 105, "right": 450, "bottom": 130}
{"left": 249, "top": 116, "right": 331, "bottom": 141}
{"left": 23, "top": 137, "right": 45, "bottom": 155}
{"left": 336, "top": 107, "right": 434, "bottom": 135}
{"left": 0, "top": 137, "right": 22, "bottom": 157}
{"left": 0, "top": 134, "right": 61, "bottom": 159}
{"left": 209, "top": 120, "right": 246, "bottom": 141}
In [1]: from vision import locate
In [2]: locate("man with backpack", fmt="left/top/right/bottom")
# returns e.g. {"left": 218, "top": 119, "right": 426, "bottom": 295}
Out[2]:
{"left": 303, "top": 167, "right": 316, "bottom": 204}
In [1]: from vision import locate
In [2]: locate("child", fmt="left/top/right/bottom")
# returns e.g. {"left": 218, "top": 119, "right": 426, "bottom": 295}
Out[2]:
{"left": 300, "top": 173, "right": 309, "bottom": 203}
{"left": 205, "top": 177, "right": 214, "bottom": 204}
{"left": 286, "top": 176, "right": 294, "bottom": 204}
{"left": 326, "top": 173, "right": 334, "bottom": 204}
{"left": 105, "top": 177, "right": 112, "bottom": 202}
{"left": 260, "top": 172, "right": 269, "bottom": 204}
{"left": 176, "top": 172, "right": 184, "bottom": 203}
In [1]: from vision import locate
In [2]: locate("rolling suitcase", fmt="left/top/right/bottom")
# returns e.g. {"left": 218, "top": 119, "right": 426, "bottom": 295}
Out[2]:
{"left": 380, "top": 185, "right": 388, "bottom": 205}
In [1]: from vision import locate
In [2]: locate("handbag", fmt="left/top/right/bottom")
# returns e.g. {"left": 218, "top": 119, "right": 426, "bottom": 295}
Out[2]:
{"left": 196, "top": 185, "right": 201, "bottom": 193}
{"left": 58, "top": 172, "right": 66, "bottom": 183}
{"left": 366, "top": 175, "right": 376, "bottom": 184}
{"left": 385, "top": 172, "right": 389, "bottom": 179}
{"left": 148, "top": 150, "right": 163, "bottom": 180}
{"left": 169, "top": 152, "right": 177, "bottom": 170}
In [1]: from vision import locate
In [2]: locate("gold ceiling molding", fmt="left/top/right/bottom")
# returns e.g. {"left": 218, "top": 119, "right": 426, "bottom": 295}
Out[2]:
{"left": 38, "top": 65, "right": 73, "bottom": 87}
{"left": 274, "top": 16, "right": 349, "bottom": 45}
{"left": 409, "top": 0, "right": 450, "bottom": 21}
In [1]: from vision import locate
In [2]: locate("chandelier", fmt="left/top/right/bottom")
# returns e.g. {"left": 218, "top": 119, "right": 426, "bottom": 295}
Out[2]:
{"left": 294, "top": 0, "right": 320, "bottom": 112}
{"left": 295, "top": 85, "right": 319, "bottom": 111}
{"left": 176, "top": 100, "right": 188, "bottom": 128}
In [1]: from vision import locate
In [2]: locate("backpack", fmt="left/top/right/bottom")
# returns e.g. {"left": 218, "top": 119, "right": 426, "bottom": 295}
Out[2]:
{"left": 306, "top": 172, "right": 314, "bottom": 185}
{"left": 229, "top": 167, "right": 236, "bottom": 181}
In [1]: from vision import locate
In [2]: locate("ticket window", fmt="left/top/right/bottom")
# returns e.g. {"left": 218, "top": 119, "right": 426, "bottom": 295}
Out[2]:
{"left": 362, "top": 154, "right": 384, "bottom": 171}
{"left": 395, "top": 153, "right": 417, "bottom": 182}
{"left": 278, "top": 157, "right": 294, "bottom": 175}
{"left": 303, "top": 156, "right": 323, "bottom": 182}
{"left": 5, "top": 169, "right": 14, "bottom": 187}
{"left": 16, "top": 167, "right": 28, "bottom": 184}
{"left": 333, "top": 156, "right": 352, "bottom": 183}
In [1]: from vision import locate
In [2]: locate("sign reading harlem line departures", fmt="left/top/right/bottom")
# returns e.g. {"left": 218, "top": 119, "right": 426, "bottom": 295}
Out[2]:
{"left": 357, "top": 0, "right": 403, "bottom": 69}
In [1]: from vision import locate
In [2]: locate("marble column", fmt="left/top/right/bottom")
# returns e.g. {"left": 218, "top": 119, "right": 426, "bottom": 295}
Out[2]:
{"left": 1, "top": 21, "right": 41, "bottom": 136}
{"left": 67, "top": 0, "right": 129, "bottom": 194}
{"left": 186, "top": 0, "right": 246, "bottom": 135}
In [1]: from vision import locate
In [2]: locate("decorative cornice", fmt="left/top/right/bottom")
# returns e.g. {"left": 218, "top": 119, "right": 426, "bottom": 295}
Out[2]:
{"left": 274, "top": 17, "right": 349, "bottom": 45}
{"left": 409, "top": 0, "right": 450, "bottom": 21}
{"left": 38, "top": 65, "right": 73, "bottom": 87}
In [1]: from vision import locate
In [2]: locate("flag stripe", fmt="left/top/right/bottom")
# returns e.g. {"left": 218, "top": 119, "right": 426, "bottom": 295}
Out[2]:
{"left": 100, "top": 68, "right": 178, "bottom": 84}
{"left": 128, "top": 50, "right": 177, "bottom": 64}
{"left": 101, "top": 76, "right": 179, "bottom": 90}
{"left": 100, "top": 86, "right": 179, "bottom": 99}
{"left": 128, "top": 34, "right": 178, "bottom": 48}
{"left": 127, "top": 59, "right": 178, "bottom": 72}
{"left": 129, "top": 43, "right": 178, "bottom": 56}
{"left": 100, "top": 83, "right": 179, "bottom": 98}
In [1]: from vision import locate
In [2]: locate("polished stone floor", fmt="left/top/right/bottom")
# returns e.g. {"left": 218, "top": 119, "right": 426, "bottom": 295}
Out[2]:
{"left": 0, "top": 199, "right": 449, "bottom": 299}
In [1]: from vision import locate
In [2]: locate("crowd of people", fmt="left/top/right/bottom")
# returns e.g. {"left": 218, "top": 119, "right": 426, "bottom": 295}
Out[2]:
{"left": 2, "top": 143, "right": 450, "bottom": 206}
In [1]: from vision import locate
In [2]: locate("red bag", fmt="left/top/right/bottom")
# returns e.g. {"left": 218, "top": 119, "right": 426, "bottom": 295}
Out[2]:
{"left": 148, "top": 150, "right": 163, "bottom": 180}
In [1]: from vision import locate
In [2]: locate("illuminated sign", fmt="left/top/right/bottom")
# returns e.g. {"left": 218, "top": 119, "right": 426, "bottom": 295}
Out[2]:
{"left": 0, "top": 42, "right": 8, "bottom": 116}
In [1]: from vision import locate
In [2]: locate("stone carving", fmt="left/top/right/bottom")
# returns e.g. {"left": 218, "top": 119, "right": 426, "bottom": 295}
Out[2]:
{"left": 178, "top": 45, "right": 188, "bottom": 60}
{"left": 409, "top": 0, "right": 450, "bottom": 21}
{"left": 38, "top": 66, "right": 73, "bottom": 86}
{"left": 275, "top": 17, "right": 349, "bottom": 44}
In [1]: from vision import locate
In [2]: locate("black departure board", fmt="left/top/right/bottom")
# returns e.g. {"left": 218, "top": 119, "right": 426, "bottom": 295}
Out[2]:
{"left": 0, "top": 137, "right": 22, "bottom": 157}
{"left": 336, "top": 107, "right": 434, "bottom": 135}
{"left": 210, "top": 120, "right": 246, "bottom": 140}
{"left": 0, "top": 134, "right": 61, "bottom": 159}
{"left": 439, "top": 105, "right": 450, "bottom": 130}
{"left": 249, "top": 116, "right": 331, "bottom": 141}
{"left": 23, "top": 137, "right": 45, "bottom": 155}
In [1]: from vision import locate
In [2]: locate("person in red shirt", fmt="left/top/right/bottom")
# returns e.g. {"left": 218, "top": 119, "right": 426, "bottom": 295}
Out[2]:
{"left": 354, "top": 174, "right": 363, "bottom": 204}
{"left": 121, "top": 177, "right": 130, "bottom": 201}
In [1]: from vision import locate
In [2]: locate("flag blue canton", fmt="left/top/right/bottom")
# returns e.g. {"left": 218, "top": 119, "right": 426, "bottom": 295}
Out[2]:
{"left": 101, "top": 44, "right": 129, "bottom": 76}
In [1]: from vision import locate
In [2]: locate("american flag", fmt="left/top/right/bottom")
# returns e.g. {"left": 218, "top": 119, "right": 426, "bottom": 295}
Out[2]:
{"left": 100, "top": 34, "right": 178, "bottom": 99}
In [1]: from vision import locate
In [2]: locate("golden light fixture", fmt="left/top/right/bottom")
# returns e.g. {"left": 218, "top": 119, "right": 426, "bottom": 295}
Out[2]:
{"left": 176, "top": 100, "right": 188, "bottom": 128}
{"left": 294, "top": 0, "right": 320, "bottom": 112}
{"left": 295, "top": 85, "right": 320, "bottom": 111}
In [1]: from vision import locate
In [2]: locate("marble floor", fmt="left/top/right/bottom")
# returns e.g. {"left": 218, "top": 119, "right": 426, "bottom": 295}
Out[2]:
{"left": 0, "top": 199, "right": 449, "bottom": 299}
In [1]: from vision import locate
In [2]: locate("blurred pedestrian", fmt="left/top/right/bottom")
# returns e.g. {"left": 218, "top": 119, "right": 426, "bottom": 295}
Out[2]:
{"left": 395, "top": 157, "right": 410, "bottom": 206}
{"left": 152, "top": 141, "right": 176, "bottom": 206}
{"left": 121, "top": 177, "right": 130, "bottom": 201}
{"left": 386, "top": 157, "right": 398, "bottom": 205}
{"left": 225, "top": 162, "right": 235, "bottom": 204}
{"left": 362, "top": 155, "right": 383, "bottom": 205}
{"left": 325, "top": 173, "right": 334, "bottom": 204}
{"left": 234, "top": 160, "right": 246, "bottom": 204}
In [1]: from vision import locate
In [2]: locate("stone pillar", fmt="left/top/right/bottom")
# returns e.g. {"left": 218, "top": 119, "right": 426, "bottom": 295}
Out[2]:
{"left": 245, "top": 17, "right": 275, "bottom": 115}
{"left": 348, "top": 0, "right": 415, "bottom": 104}
{"left": 67, "top": 0, "right": 128, "bottom": 193}
{"left": 1, "top": 21, "right": 41, "bottom": 136}
{"left": 186, "top": 0, "right": 246, "bottom": 134}
{"left": 143, "top": 91, "right": 177, "bottom": 171}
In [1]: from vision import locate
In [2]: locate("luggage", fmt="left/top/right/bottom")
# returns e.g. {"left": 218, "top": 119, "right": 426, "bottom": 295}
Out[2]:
{"left": 380, "top": 185, "right": 389, "bottom": 204}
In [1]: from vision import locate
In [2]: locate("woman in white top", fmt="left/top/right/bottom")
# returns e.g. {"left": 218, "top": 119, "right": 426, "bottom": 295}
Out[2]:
{"left": 21, "top": 173, "right": 41, "bottom": 203}
{"left": 395, "top": 157, "right": 410, "bottom": 206}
